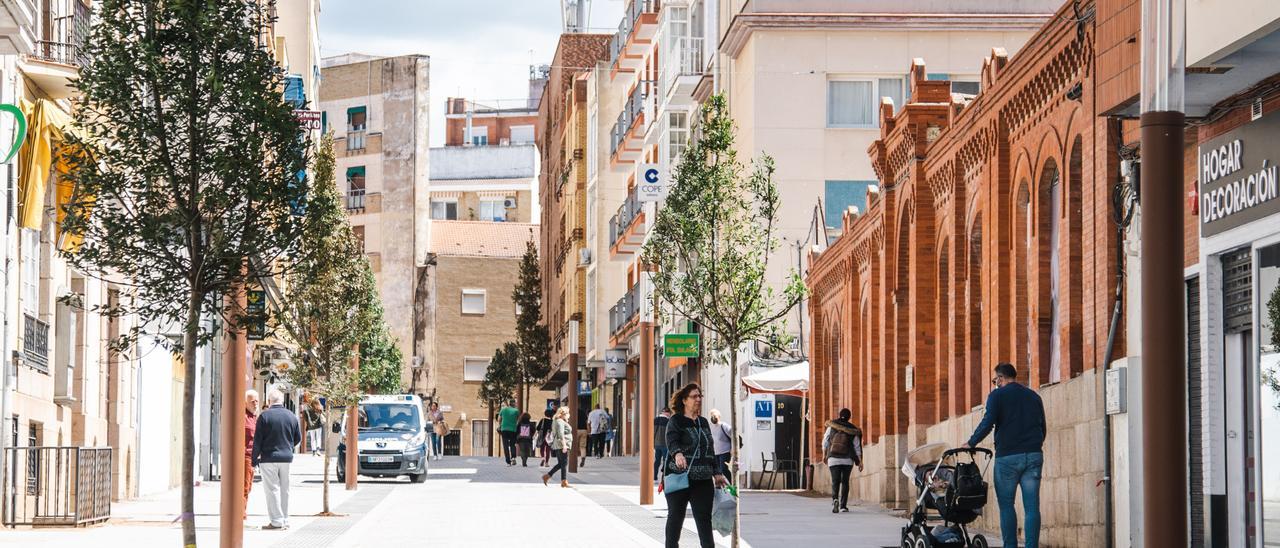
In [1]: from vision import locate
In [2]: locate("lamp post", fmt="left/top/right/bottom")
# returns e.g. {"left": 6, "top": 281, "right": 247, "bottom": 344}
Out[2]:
{"left": 639, "top": 272, "right": 655, "bottom": 505}
{"left": 1139, "top": 0, "right": 1187, "bottom": 545}
{"left": 346, "top": 345, "right": 359, "bottom": 490}
{"left": 219, "top": 283, "right": 248, "bottom": 548}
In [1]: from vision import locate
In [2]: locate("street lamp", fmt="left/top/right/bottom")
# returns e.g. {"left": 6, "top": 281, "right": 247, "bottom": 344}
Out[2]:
{"left": 1139, "top": 0, "right": 1186, "bottom": 546}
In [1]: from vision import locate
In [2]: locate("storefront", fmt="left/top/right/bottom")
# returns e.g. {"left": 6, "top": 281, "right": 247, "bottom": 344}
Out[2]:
{"left": 1196, "top": 107, "right": 1280, "bottom": 547}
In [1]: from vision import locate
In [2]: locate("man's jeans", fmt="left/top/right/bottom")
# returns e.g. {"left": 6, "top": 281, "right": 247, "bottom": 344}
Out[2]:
{"left": 994, "top": 452, "right": 1043, "bottom": 548}
{"left": 259, "top": 462, "right": 291, "bottom": 527}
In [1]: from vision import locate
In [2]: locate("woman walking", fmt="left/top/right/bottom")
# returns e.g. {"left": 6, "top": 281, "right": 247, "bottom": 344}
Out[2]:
{"left": 821, "top": 408, "right": 863, "bottom": 513}
{"left": 426, "top": 402, "right": 446, "bottom": 461}
{"left": 516, "top": 412, "right": 535, "bottom": 467}
{"left": 535, "top": 409, "right": 553, "bottom": 467}
{"left": 663, "top": 383, "right": 727, "bottom": 548}
{"left": 541, "top": 406, "right": 573, "bottom": 487}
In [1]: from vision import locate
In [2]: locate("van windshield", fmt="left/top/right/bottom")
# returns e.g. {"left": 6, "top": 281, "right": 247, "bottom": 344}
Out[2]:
{"left": 357, "top": 403, "right": 421, "bottom": 433}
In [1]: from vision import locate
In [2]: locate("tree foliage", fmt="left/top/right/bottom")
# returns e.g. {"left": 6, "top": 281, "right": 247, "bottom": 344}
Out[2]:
{"left": 357, "top": 289, "right": 405, "bottom": 395}
{"left": 58, "top": 1, "right": 308, "bottom": 544}
{"left": 640, "top": 93, "right": 805, "bottom": 547}
{"left": 513, "top": 236, "right": 550, "bottom": 406}
{"left": 479, "top": 342, "right": 519, "bottom": 408}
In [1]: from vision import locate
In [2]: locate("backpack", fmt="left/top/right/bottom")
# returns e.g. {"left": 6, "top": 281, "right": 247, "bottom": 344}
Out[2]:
{"left": 518, "top": 423, "right": 533, "bottom": 439}
{"left": 950, "top": 461, "right": 988, "bottom": 511}
{"left": 829, "top": 429, "right": 852, "bottom": 458}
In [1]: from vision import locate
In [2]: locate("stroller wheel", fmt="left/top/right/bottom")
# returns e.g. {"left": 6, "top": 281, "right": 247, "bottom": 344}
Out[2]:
{"left": 900, "top": 531, "right": 917, "bottom": 548}
{"left": 912, "top": 532, "right": 931, "bottom": 548}
{"left": 969, "top": 534, "right": 988, "bottom": 548}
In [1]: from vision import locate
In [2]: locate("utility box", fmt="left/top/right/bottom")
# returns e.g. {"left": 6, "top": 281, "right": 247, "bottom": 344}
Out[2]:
{"left": 1106, "top": 363, "right": 1128, "bottom": 415}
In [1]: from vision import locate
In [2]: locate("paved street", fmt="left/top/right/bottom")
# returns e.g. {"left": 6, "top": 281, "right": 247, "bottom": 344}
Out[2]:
{"left": 1, "top": 453, "right": 917, "bottom": 547}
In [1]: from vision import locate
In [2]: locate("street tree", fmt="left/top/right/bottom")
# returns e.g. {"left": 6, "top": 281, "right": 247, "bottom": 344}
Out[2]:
{"left": 57, "top": 1, "right": 308, "bottom": 543}
{"left": 513, "top": 236, "right": 551, "bottom": 409}
{"left": 640, "top": 93, "right": 806, "bottom": 547}
{"left": 275, "top": 134, "right": 376, "bottom": 514}
{"left": 479, "top": 341, "right": 520, "bottom": 409}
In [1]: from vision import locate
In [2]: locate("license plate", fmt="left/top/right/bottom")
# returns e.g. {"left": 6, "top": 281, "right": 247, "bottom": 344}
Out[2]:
{"left": 367, "top": 456, "right": 394, "bottom": 463}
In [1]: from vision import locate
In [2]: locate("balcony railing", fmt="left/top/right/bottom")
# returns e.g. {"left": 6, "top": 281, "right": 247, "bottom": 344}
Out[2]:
{"left": 32, "top": 5, "right": 90, "bottom": 67}
{"left": 609, "top": 189, "right": 642, "bottom": 248}
{"left": 23, "top": 314, "right": 49, "bottom": 373}
{"left": 347, "top": 129, "right": 366, "bottom": 151}
{"left": 610, "top": 0, "right": 660, "bottom": 68}
{"left": 610, "top": 87, "right": 647, "bottom": 158}
{"left": 662, "top": 36, "right": 705, "bottom": 96}
{"left": 2, "top": 447, "right": 112, "bottom": 527}
{"left": 346, "top": 188, "right": 366, "bottom": 211}
{"left": 610, "top": 283, "right": 642, "bottom": 337}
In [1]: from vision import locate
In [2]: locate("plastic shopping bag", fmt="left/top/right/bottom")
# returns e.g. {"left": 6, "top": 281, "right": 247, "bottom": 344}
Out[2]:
{"left": 711, "top": 488, "right": 737, "bottom": 536}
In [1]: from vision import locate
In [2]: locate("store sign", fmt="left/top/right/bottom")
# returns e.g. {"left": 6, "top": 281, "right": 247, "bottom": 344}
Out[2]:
{"left": 754, "top": 399, "right": 773, "bottom": 418}
{"left": 0, "top": 104, "right": 26, "bottom": 164}
{"left": 294, "top": 109, "right": 322, "bottom": 131}
{"left": 663, "top": 333, "right": 699, "bottom": 358}
{"left": 1200, "top": 110, "right": 1280, "bottom": 236}
{"left": 246, "top": 290, "right": 267, "bottom": 341}
{"left": 604, "top": 350, "right": 627, "bottom": 379}
{"left": 637, "top": 163, "right": 665, "bottom": 202}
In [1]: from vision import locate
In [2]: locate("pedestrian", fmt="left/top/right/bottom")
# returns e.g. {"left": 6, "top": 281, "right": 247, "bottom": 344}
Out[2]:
{"left": 587, "top": 404, "right": 606, "bottom": 459}
{"left": 663, "top": 383, "right": 728, "bottom": 548}
{"left": 536, "top": 408, "right": 554, "bottom": 467}
{"left": 252, "top": 388, "right": 302, "bottom": 530}
{"left": 962, "top": 362, "right": 1047, "bottom": 548}
{"left": 821, "top": 408, "right": 863, "bottom": 513}
{"left": 517, "top": 412, "right": 535, "bottom": 467}
{"left": 653, "top": 407, "right": 671, "bottom": 481}
{"left": 243, "top": 389, "right": 260, "bottom": 521}
{"left": 709, "top": 409, "right": 733, "bottom": 481}
{"left": 302, "top": 395, "right": 325, "bottom": 457}
{"left": 540, "top": 406, "right": 574, "bottom": 488}
{"left": 603, "top": 407, "right": 614, "bottom": 456}
{"left": 497, "top": 401, "right": 520, "bottom": 466}
{"left": 426, "top": 401, "right": 446, "bottom": 461}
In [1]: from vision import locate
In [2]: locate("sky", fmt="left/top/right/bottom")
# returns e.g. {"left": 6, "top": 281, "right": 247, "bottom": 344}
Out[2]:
{"left": 319, "top": 0, "right": 624, "bottom": 147}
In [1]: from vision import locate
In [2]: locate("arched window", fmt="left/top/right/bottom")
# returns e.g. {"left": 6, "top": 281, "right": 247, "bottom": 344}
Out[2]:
{"left": 1038, "top": 159, "right": 1062, "bottom": 384}
{"left": 1015, "top": 182, "right": 1032, "bottom": 372}
{"left": 967, "top": 217, "right": 983, "bottom": 409}
{"left": 1067, "top": 136, "right": 1084, "bottom": 377}
{"left": 938, "top": 238, "right": 951, "bottom": 419}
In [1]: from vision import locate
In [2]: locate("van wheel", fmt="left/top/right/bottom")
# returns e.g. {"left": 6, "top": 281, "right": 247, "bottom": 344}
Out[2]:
{"left": 410, "top": 472, "right": 426, "bottom": 483}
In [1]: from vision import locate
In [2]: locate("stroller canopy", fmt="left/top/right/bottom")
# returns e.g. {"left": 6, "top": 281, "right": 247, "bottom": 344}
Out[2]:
{"left": 901, "top": 442, "right": 950, "bottom": 480}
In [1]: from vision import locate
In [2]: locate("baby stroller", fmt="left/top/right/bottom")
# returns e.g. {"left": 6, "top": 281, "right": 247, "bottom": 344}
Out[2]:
{"left": 899, "top": 443, "right": 993, "bottom": 548}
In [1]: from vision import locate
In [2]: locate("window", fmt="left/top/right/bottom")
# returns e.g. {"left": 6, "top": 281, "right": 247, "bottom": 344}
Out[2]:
{"left": 431, "top": 199, "right": 458, "bottom": 220}
{"left": 952, "top": 81, "right": 980, "bottom": 95}
{"left": 21, "top": 229, "right": 38, "bottom": 313}
{"left": 927, "top": 73, "right": 980, "bottom": 95}
{"left": 346, "top": 167, "right": 366, "bottom": 210}
{"left": 346, "top": 106, "right": 367, "bottom": 131}
{"left": 824, "top": 181, "right": 875, "bottom": 228}
{"left": 667, "top": 111, "right": 689, "bottom": 167}
{"left": 587, "top": 110, "right": 598, "bottom": 179}
{"left": 463, "top": 357, "right": 489, "bottom": 382}
{"left": 827, "top": 78, "right": 904, "bottom": 127}
{"left": 470, "top": 126, "right": 489, "bottom": 146}
{"left": 479, "top": 199, "right": 506, "bottom": 222}
{"left": 26, "top": 421, "right": 39, "bottom": 495}
{"left": 461, "top": 289, "right": 486, "bottom": 315}
{"left": 510, "top": 125, "right": 535, "bottom": 145}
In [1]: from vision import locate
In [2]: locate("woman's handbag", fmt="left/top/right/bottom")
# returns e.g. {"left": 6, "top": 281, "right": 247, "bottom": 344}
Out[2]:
{"left": 663, "top": 435, "right": 700, "bottom": 494}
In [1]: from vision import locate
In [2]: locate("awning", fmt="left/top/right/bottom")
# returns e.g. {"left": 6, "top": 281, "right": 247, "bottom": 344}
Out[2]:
{"left": 17, "top": 98, "right": 91, "bottom": 249}
{"left": 741, "top": 361, "right": 809, "bottom": 397}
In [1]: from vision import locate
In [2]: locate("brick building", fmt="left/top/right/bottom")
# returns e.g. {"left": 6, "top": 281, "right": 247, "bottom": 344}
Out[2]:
{"left": 805, "top": 1, "right": 1134, "bottom": 543}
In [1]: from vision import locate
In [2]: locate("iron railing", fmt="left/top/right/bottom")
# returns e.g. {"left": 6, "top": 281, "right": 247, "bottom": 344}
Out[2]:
{"left": 346, "top": 188, "right": 366, "bottom": 211}
{"left": 23, "top": 315, "right": 49, "bottom": 374}
{"left": 32, "top": 3, "right": 90, "bottom": 67}
{"left": 346, "top": 130, "right": 366, "bottom": 151}
{"left": 609, "top": 283, "right": 641, "bottom": 337}
{"left": 3, "top": 447, "right": 112, "bottom": 527}
{"left": 608, "top": 188, "right": 642, "bottom": 248}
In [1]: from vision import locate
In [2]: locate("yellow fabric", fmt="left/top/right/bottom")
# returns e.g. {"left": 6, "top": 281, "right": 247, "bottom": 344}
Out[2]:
{"left": 17, "top": 98, "right": 92, "bottom": 250}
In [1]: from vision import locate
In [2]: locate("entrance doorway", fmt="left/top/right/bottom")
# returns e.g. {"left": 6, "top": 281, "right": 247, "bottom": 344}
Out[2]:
{"left": 471, "top": 420, "right": 489, "bottom": 456}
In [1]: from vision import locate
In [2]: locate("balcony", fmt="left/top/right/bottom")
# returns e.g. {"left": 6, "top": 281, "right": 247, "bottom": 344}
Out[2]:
{"left": 609, "top": 87, "right": 647, "bottom": 166}
{"left": 346, "top": 129, "right": 367, "bottom": 152}
{"left": 609, "top": 188, "right": 646, "bottom": 257}
{"left": 345, "top": 188, "right": 366, "bottom": 212}
{"left": 662, "top": 35, "right": 706, "bottom": 103}
{"left": 609, "top": 282, "right": 641, "bottom": 341}
{"left": 19, "top": 1, "right": 89, "bottom": 99}
{"left": 610, "top": 0, "right": 660, "bottom": 74}
{"left": 23, "top": 314, "right": 49, "bottom": 374}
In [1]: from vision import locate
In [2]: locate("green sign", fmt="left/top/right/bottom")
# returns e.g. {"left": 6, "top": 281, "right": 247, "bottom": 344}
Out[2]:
{"left": 0, "top": 104, "right": 26, "bottom": 164}
{"left": 663, "top": 333, "right": 700, "bottom": 358}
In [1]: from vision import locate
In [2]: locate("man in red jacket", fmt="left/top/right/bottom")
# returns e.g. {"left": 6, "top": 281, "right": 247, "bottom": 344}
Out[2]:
{"left": 244, "top": 389, "right": 260, "bottom": 520}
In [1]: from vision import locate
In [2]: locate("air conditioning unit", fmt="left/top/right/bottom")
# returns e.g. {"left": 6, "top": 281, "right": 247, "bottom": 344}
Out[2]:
{"left": 504, "top": 197, "right": 518, "bottom": 209}
{"left": 579, "top": 248, "right": 592, "bottom": 266}
{"left": 573, "top": 148, "right": 584, "bottom": 160}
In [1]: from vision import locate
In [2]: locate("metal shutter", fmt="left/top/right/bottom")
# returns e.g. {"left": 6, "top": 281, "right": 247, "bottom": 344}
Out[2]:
{"left": 1222, "top": 248, "right": 1253, "bottom": 333}
{"left": 1187, "top": 276, "right": 1205, "bottom": 547}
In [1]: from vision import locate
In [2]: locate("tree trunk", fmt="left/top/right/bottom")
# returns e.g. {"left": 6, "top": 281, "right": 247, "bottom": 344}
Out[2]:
{"left": 321, "top": 400, "right": 331, "bottom": 514}
{"left": 729, "top": 346, "right": 740, "bottom": 548}
{"left": 517, "top": 380, "right": 525, "bottom": 416}
{"left": 181, "top": 289, "right": 202, "bottom": 547}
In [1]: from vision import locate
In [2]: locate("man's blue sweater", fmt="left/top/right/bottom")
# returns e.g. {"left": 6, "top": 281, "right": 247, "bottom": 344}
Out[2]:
{"left": 967, "top": 382, "right": 1046, "bottom": 457}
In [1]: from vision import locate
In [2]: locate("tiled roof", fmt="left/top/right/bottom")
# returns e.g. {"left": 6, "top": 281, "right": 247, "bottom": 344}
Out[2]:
{"left": 430, "top": 221, "right": 538, "bottom": 258}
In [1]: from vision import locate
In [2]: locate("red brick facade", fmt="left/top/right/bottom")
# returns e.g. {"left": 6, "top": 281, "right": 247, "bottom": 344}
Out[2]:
{"left": 806, "top": 1, "right": 1130, "bottom": 539}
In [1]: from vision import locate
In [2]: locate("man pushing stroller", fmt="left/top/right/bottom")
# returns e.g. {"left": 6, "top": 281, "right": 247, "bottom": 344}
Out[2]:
{"left": 962, "top": 362, "right": 1047, "bottom": 548}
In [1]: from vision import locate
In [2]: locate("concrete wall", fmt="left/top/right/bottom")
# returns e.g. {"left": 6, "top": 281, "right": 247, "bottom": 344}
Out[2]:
{"left": 430, "top": 145, "right": 537, "bottom": 181}
{"left": 1187, "top": 0, "right": 1280, "bottom": 66}
{"left": 743, "top": 0, "right": 1063, "bottom": 14}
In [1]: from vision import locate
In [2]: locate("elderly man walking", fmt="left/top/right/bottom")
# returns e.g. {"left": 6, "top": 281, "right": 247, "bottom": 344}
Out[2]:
{"left": 252, "top": 389, "right": 302, "bottom": 530}
{"left": 963, "top": 363, "right": 1047, "bottom": 548}
{"left": 243, "top": 390, "right": 260, "bottom": 520}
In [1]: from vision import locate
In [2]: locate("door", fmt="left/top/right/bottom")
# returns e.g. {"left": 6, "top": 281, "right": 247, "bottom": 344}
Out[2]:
{"left": 443, "top": 429, "right": 461, "bottom": 456}
{"left": 1255, "top": 242, "right": 1280, "bottom": 546}
{"left": 774, "top": 395, "right": 802, "bottom": 489}
{"left": 471, "top": 420, "right": 489, "bottom": 456}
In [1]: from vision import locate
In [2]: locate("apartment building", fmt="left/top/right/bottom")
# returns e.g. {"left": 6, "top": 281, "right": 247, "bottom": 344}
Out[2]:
{"left": 319, "top": 53, "right": 431, "bottom": 391}
{"left": 537, "top": 34, "right": 612, "bottom": 438}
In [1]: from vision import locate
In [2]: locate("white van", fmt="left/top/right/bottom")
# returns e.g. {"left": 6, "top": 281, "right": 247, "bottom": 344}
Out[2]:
{"left": 336, "top": 394, "right": 429, "bottom": 483}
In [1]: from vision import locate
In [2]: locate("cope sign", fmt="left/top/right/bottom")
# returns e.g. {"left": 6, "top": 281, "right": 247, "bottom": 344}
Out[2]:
{"left": 637, "top": 163, "right": 665, "bottom": 202}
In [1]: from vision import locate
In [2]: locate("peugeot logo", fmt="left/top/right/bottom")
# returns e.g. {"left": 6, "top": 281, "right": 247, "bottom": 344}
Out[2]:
{"left": 376, "top": 441, "right": 386, "bottom": 448}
